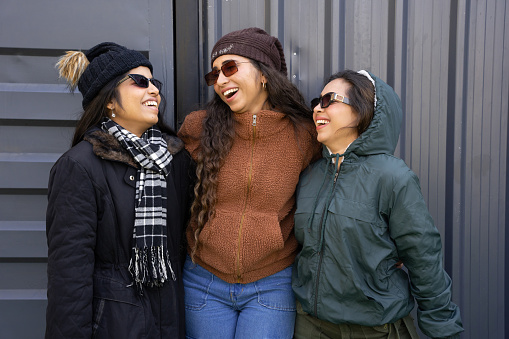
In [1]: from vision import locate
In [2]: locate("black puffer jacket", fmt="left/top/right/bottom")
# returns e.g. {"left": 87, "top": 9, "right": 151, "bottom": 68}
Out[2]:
{"left": 46, "top": 127, "right": 194, "bottom": 339}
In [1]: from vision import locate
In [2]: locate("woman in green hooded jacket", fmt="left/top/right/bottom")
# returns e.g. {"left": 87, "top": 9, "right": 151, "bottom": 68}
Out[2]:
{"left": 292, "top": 70, "right": 463, "bottom": 339}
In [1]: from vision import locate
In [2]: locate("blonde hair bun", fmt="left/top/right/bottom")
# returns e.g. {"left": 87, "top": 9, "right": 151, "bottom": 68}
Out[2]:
{"left": 55, "top": 51, "right": 90, "bottom": 91}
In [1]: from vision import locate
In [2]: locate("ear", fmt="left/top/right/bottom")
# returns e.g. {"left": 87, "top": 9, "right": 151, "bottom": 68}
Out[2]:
{"left": 106, "top": 100, "right": 115, "bottom": 111}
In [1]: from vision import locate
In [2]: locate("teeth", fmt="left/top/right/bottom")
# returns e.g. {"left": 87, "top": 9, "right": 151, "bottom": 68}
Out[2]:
{"left": 224, "top": 88, "right": 239, "bottom": 97}
{"left": 143, "top": 101, "right": 158, "bottom": 107}
{"left": 316, "top": 119, "right": 329, "bottom": 126}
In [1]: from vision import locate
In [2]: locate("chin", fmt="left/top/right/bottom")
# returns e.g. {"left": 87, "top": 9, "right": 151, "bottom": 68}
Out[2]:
{"left": 227, "top": 104, "right": 239, "bottom": 113}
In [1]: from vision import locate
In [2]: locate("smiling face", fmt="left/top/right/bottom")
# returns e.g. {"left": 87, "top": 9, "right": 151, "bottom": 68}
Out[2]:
{"left": 212, "top": 54, "right": 269, "bottom": 114}
{"left": 106, "top": 66, "right": 161, "bottom": 137}
{"left": 313, "top": 78, "right": 359, "bottom": 154}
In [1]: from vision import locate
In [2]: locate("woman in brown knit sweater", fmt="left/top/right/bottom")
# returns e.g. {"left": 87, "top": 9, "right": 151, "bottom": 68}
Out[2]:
{"left": 177, "top": 27, "right": 321, "bottom": 339}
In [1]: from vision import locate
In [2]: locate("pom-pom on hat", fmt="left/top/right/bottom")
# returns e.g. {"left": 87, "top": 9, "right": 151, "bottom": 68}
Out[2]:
{"left": 210, "top": 27, "right": 287, "bottom": 76}
{"left": 56, "top": 42, "right": 153, "bottom": 108}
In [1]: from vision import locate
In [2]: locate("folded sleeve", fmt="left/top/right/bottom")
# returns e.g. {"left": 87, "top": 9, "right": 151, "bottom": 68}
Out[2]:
{"left": 387, "top": 169, "right": 463, "bottom": 339}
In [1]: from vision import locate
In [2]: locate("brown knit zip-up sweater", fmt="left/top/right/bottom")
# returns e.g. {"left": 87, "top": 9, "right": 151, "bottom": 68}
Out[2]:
{"left": 178, "top": 109, "right": 321, "bottom": 284}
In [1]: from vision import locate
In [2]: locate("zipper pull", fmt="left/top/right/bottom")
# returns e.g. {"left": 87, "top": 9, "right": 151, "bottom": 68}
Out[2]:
{"left": 252, "top": 114, "right": 257, "bottom": 126}
{"left": 334, "top": 171, "right": 339, "bottom": 183}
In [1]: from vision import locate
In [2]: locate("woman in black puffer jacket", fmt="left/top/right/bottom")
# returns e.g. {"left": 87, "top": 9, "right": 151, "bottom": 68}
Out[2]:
{"left": 46, "top": 42, "right": 194, "bottom": 339}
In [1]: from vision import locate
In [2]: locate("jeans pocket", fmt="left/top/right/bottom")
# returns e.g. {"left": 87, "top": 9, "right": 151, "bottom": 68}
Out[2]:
{"left": 254, "top": 266, "right": 296, "bottom": 311}
{"left": 183, "top": 258, "right": 214, "bottom": 311}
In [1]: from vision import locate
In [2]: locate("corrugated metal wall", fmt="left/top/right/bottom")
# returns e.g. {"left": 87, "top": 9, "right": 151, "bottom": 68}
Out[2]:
{"left": 189, "top": 1, "right": 508, "bottom": 338}
{"left": 0, "top": 0, "right": 507, "bottom": 338}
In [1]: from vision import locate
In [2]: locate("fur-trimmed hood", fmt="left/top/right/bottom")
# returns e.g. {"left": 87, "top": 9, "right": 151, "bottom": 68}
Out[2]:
{"left": 84, "top": 127, "right": 185, "bottom": 168}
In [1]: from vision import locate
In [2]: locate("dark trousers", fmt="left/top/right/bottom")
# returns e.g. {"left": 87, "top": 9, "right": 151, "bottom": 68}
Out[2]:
{"left": 294, "top": 301, "right": 420, "bottom": 339}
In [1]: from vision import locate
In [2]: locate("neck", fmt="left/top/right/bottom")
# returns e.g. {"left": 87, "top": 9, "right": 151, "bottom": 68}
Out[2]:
{"left": 327, "top": 135, "right": 357, "bottom": 155}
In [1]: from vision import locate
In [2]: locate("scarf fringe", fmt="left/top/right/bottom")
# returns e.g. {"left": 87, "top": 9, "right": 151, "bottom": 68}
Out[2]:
{"left": 129, "top": 246, "right": 176, "bottom": 295}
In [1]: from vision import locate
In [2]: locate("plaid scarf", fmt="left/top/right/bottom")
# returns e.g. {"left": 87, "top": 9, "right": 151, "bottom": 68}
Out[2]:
{"left": 102, "top": 119, "right": 175, "bottom": 293}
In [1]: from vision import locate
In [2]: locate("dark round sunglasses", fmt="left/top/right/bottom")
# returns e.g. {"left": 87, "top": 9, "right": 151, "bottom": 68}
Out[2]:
{"left": 117, "top": 74, "right": 163, "bottom": 91}
{"left": 311, "top": 92, "right": 350, "bottom": 109}
{"left": 204, "top": 60, "right": 251, "bottom": 86}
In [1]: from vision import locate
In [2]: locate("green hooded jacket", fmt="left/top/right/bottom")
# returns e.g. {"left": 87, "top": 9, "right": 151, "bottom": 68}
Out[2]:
{"left": 292, "top": 72, "right": 463, "bottom": 338}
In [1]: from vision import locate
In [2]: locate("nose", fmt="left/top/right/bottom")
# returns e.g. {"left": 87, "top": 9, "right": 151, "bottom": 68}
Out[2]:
{"left": 313, "top": 103, "right": 322, "bottom": 114}
{"left": 148, "top": 81, "right": 159, "bottom": 95}
{"left": 216, "top": 70, "right": 229, "bottom": 85}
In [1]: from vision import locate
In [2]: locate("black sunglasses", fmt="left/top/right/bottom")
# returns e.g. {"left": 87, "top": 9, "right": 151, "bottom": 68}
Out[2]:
{"left": 117, "top": 74, "right": 163, "bottom": 91}
{"left": 311, "top": 92, "right": 350, "bottom": 109}
{"left": 204, "top": 60, "right": 251, "bottom": 86}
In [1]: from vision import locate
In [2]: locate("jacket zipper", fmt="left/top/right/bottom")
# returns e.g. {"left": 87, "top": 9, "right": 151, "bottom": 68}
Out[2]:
{"left": 313, "top": 166, "right": 340, "bottom": 316}
{"left": 236, "top": 114, "right": 257, "bottom": 282}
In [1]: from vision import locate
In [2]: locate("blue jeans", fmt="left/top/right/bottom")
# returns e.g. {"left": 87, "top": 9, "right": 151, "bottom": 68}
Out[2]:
{"left": 183, "top": 256, "right": 296, "bottom": 339}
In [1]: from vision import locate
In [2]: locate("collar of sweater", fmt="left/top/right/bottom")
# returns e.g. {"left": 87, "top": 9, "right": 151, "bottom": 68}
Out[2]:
{"left": 233, "top": 110, "right": 291, "bottom": 140}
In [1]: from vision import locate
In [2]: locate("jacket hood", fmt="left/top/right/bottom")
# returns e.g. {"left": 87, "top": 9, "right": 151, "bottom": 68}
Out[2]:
{"left": 345, "top": 72, "right": 403, "bottom": 157}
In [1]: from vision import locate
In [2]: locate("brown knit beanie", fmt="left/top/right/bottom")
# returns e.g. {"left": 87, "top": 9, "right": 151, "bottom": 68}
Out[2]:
{"left": 210, "top": 27, "right": 287, "bottom": 76}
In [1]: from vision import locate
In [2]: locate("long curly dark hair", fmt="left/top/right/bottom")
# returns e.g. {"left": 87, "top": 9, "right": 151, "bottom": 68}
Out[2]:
{"left": 189, "top": 59, "right": 314, "bottom": 260}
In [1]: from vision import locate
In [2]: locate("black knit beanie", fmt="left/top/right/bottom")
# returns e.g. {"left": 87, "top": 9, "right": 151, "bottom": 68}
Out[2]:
{"left": 210, "top": 27, "right": 287, "bottom": 76}
{"left": 78, "top": 42, "right": 153, "bottom": 108}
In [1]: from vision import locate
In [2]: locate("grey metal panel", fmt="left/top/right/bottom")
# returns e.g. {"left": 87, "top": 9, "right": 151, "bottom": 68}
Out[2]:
{"left": 194, "top": 1, "right": 509, "bottom": 338}
{"left": 0, "top": 262, "right": 47, "bottom": 289}
{"left": 1, "top": 161, "right": 55, "bottom": 189}
{"left": 0, "top": 1, "right": 175, "bottom": 337}
{"left": 146, "top": 0, "right": 176, "bottom": 127}
{"left": 0, "top": 195, "right": 47, "bottom": 221}
{"left": 0, "top": 55, "right": 71, "bottom": 83}
{"left": 220, "top": 0, "right": 266, "bottom": 27}
{"left": 175, "top": 0, "right": 202, "bottom": 127}
{"left": 0, "top": 231, "right": 46, "bottom": 258}
{"left": 0, "top": 0, "right": 507, "bottom": 338}
{"left": 0, "top": 299, "right": 47, "bottom": 339}
{"left": 402, "top": 0, "right": 453, "bottom": 241}
{"left": 0, "top": 126, "right": 74, "bottom": 153}
{"left": 1, "top": 0, "right": 151, "bottom": 49}
{"left": 0, "top": 91, "right": 82, "bottom": 121}
{"left": 457, "top": 1, "right": 508, "bottom": 338}
{"left": 0, "top": 0, "right": 175, "bottom": 122}
{"left": 456, "top": 0, "right": 508, "bottom": 338}
{"left": 451, "top": 0, "right": 468, "bottom": 316}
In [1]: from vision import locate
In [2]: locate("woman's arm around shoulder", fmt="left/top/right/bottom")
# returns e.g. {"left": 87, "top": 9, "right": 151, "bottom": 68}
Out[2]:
{"left": 177, "top": 110, "right": 207, "bottom": 159}
{"left": 297, "top": 120, "right": 322, "bottom": 169}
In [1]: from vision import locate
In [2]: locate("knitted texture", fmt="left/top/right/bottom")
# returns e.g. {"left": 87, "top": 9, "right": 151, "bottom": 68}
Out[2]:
{"left": 210, "top": 27, "right": 287, "bottom": 76}
{"left": 178, "top": 110, "right": 320, "bottom": 283}
{"left": 79, "top": 42, "right": 153, "bottom": 108}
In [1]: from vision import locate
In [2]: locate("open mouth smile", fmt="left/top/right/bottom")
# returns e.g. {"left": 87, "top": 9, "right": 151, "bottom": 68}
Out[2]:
{"left": 223, "top": 88, "right": 239, "bottom": 99}
{"left": 316, "top": 119, "right": 330, "bottom": 127}
{"left": 143, "top": 101, "right": 158, "bottom": 108}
